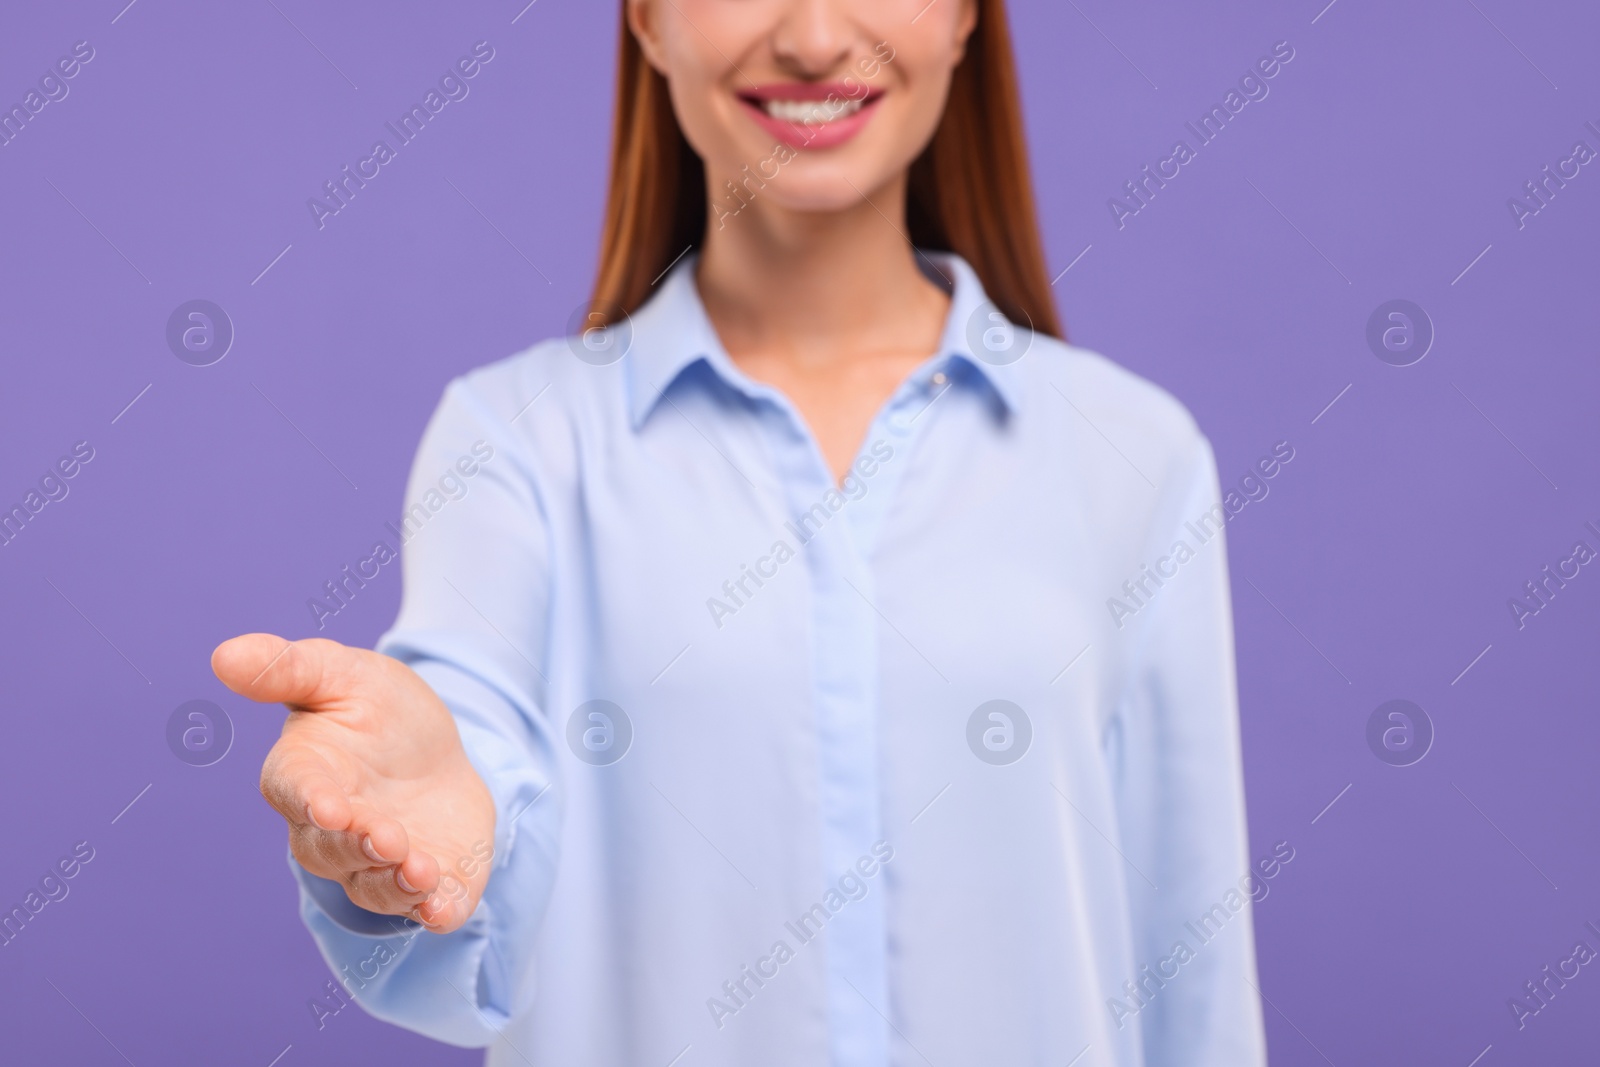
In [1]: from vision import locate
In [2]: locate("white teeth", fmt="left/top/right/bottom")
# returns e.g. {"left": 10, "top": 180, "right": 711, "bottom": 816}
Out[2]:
{"left": 761, "top": 97, "right": 865, "bottom": 124}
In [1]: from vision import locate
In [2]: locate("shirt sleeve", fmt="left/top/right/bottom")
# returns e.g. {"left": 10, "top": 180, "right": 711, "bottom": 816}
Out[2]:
{"left": 1108, "top": 432, "right": 1268, "bottom": 1066}
{"left": 290, "top": 375, "right": 561, "bottom": 1049}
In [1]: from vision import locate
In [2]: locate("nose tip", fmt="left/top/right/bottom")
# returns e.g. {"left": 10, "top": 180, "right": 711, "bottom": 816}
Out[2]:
{"left": 771, "top": 0, "right": 855, "bottom": 77}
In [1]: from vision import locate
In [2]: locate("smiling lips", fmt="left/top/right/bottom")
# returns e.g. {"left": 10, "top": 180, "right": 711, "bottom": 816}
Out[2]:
{"left": 737, "top": 83, "right": 885, "bottom": 150}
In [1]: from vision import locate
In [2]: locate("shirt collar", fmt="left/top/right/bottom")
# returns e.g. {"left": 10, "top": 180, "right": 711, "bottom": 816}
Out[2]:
{"left": 623, "top": 250, "right": 1026, "bottom": 430}
{"left": 925, "top": 251, "right": 1027, "bottom": 418}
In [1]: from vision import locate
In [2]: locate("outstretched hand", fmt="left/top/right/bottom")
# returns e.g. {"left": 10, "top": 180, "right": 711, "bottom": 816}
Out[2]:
{"left": 212, "top": 634, "right": 496, "bottom": 934}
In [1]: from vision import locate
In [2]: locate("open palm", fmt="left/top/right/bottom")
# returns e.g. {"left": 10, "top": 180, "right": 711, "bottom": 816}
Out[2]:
{"left": 212, "top": 634, "right": 495, "bottom": 933}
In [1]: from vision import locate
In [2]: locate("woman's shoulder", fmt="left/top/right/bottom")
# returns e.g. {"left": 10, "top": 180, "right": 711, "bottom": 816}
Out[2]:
{"left": 441, "top": 334, "right": 625, "bottom": 430}
{"left": 1023, "top": 333, "right": 1207, "bottom": 451}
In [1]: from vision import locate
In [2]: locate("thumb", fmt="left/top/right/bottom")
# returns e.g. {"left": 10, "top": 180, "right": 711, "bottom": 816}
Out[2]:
{"left": 212, "top": 634, "right": 360, "bottom": 709}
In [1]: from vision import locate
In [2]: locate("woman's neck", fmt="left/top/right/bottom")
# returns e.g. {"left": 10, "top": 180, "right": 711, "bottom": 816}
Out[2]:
{"left": 693, "top": 174, "right": 949, "bottom": 369}
{"left": 692, "top": 173, "right": 953, "bottom": 484}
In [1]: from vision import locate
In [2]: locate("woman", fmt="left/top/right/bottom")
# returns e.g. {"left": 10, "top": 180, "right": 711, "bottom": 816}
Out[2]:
{"left": 213, "top": 1, "right": 1266, "bottom": 1064}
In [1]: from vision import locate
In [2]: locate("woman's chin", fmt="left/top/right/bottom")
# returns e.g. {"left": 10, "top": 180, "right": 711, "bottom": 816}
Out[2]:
{"left": 710, "top": 167, "right": 903, "bottom": 222}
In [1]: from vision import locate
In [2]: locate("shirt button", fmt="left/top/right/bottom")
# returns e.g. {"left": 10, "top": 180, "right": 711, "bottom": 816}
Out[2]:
{"left": 930, "top": 372, "right": 948, "bottom": 387}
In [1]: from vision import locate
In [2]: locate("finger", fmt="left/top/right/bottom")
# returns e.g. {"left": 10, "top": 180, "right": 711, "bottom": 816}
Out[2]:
{"left": 318, "top": 848, "right": 442, "bottom": 922}
{"left": 303, "top": 847, "right": 464, "bottom": 933}
{"left": 412, "top": 871, "right": 476, "bottom": 934}
{"left": 413, "top": 897, "right": 463, "bottom": 932}
{"left": 259, "top": 746, "right": 351, "bottom": 831}
{"left": 212, "top": 634, "right": 364, "bottom": 709}
{"left": 341, "top": 866, "right": 432, "bottom": 919}
{"left": 290, "top": 809, "right": 413, "bottom": 878}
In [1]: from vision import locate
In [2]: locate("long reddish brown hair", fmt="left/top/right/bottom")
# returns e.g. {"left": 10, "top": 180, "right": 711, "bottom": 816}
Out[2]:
{"left": 590, "top": 0, "right": 1062, "bottom": 340}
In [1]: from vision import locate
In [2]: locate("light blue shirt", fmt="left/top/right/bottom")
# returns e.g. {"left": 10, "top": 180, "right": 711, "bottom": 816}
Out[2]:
{"left": 294, "top": 253, "right": 1267, "bottom": 1067}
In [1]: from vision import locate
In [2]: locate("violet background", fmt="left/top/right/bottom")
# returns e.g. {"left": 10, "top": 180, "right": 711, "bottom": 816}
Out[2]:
{"left": 2, "top": 0, "right": 1597, "bottom": 1064}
